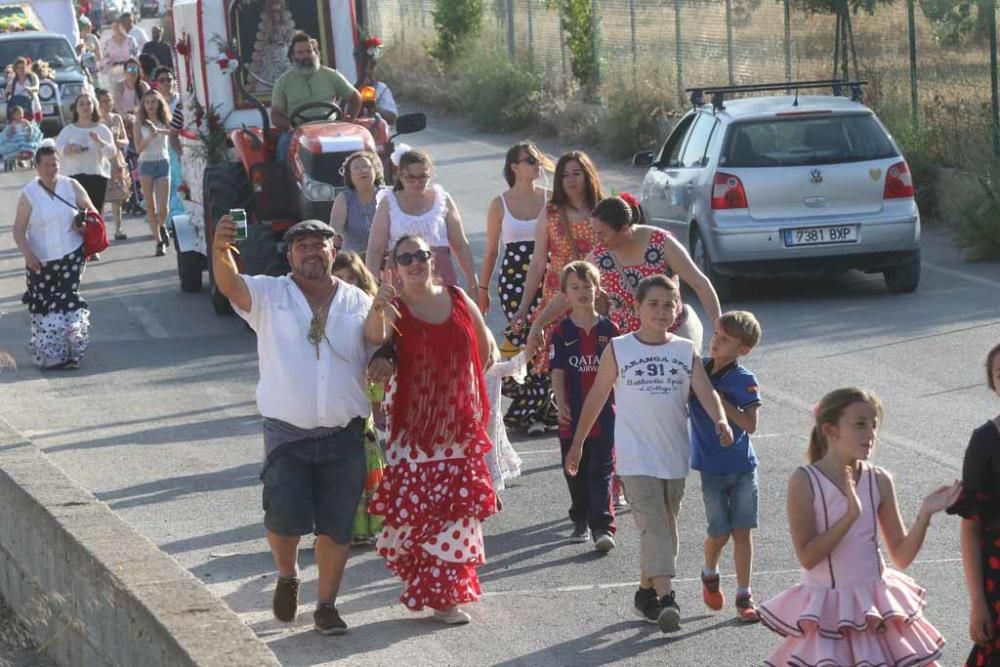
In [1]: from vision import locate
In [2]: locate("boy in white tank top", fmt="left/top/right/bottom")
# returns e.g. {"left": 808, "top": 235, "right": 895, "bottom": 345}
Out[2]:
{"left": 565, "top": 275, "right": 733, "bottom": 633}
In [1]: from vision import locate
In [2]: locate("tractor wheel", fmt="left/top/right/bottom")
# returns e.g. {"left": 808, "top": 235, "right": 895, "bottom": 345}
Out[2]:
{"left": 202, "top": 162, "right": 252, "bottom": 316}
{"left": 176, "top": 249, "right": 203, "bottom": 293}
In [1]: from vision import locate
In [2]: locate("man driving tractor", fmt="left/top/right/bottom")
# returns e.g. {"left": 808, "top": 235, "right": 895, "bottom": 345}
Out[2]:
{"left": 272, "top": 31, "right": 363, "bottom": 163}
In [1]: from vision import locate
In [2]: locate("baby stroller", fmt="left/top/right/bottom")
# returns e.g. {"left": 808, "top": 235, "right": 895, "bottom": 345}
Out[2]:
{"left": 0, "top": 119, "right": 41, "bottom": 171}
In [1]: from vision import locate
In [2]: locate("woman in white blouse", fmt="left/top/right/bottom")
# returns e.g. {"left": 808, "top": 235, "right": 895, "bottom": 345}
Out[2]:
{"left": 12, "top": 145, "right": 97, "bottom": 370}
{"left": 365, "top": 149, "right": 478, "bottom": 292}
{"left": 56, "top": 93, "right": 115, "bottom": 219}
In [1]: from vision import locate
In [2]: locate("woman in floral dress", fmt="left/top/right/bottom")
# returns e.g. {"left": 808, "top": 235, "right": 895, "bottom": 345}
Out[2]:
{"left": 365, "top": 234, "right": 497, "bottom": 625}
{"left": 511, "top": 151, "right": 604, "bottom": 376}
{"left": 527, "top": 194, "right": 721, "bottom": 356}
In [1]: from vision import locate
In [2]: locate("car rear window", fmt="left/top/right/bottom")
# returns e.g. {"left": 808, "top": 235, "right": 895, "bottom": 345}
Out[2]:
{"left": 721, "top": 113, "right": 898, "bottom": 168}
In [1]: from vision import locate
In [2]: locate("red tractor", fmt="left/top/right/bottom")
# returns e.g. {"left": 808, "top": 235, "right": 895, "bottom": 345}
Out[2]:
{"left": 169, "top": 0, "right": 424, "bottom": 313}
{"left": 200, "top": 77, "right": 424, "bottom": 313}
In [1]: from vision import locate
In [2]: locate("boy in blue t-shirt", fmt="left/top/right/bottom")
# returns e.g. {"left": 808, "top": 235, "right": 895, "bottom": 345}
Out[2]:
{"left": 550, "top": 261, "right": 619, "bottom": 552}
{"left": 689, "top": 310, "right": 763, "bottom": 623}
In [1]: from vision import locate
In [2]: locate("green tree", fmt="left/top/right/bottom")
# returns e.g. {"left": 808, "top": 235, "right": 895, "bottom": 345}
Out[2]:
{"left": 919, "top": 0, "right": 989, "bottom": 46}
{"left": 432, "top": 0, "right": 484, "bottom": 64}
{"left": 545, "top": 0, "right": 598, "bottom": 89}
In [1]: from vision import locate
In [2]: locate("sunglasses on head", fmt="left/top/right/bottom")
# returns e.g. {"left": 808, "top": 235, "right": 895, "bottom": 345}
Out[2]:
{"left": 394, "top": 249, "right": 432, "bottom": 266}
{"left": 516, "top": 154, "right": 539, "bottom": 166}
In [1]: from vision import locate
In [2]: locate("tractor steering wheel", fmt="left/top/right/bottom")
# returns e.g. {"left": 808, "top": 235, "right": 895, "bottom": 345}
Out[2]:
{"left": 290, "top": 101, "right": 344, "bottom": 127}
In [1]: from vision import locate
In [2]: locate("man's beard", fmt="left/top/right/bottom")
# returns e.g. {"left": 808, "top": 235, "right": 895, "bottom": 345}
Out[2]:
{"left": 292, "top": 257, "right": 330, "bottom": 280}
{"left": 294, "top": 57, "right": 319, "bottom": 72}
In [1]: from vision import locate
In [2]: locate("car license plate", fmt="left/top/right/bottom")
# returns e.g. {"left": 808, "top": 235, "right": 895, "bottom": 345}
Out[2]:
{"left": 42, "top": 104, "right": 55, "bottom": 115}
{"left": 783, "top": 225, "right": 858, "bottom": 247}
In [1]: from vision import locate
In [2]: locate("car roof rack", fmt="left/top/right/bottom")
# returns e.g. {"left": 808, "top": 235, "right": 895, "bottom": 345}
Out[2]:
{"left": 686, "top": 79, "right": 868, "bottom": 112}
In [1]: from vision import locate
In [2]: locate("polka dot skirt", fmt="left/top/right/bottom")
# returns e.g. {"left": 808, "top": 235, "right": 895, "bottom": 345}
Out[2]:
{"left": 372, "top": 445, "right": 498, "bottom": 611}
{"left": 21, "top": 247, "right": 90, "bottom": 368}
{"left": 498, "top": 240, "right": 555, "bottom": 428}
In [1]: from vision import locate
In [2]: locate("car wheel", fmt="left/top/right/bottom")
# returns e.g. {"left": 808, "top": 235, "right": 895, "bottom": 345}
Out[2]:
{"left": 883, "top": 250, "right": 921, "bottom": 294}
{"left": 691, "top": 226, "right": 734, "bottom": 302}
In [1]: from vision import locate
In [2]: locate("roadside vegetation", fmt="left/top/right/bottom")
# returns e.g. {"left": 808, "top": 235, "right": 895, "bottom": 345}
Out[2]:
{"left": 381, "top": 3, "right": 1000, "bottom": 260}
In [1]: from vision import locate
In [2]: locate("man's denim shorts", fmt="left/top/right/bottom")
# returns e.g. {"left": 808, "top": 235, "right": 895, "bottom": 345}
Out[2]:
{"left": 138, "top": 159, "right": 169, "bottom": 180}
{"left": 699, "top": 469, "right": 759, "bottom": 537}
{"left": 260, "top": 418, "right": 366, "bottom": 544}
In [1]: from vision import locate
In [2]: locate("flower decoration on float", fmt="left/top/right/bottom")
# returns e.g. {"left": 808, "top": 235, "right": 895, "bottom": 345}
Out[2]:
{"left": 364, "top": 36, "right": 383, "bottom": 59}
{"left": 354, "top": 24, "right": 383, "bottom": 61}
{"left": 209, "top": 34, "right": 240, "bottom": 76}
{"left": 177, "top": 182, "right": 191, "bottom": 200}
{"left": 174, "top": 33, "right": 190, "bottom": 57}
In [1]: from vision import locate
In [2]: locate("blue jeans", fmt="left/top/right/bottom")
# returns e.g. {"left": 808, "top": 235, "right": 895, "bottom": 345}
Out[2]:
{"left": 700, "top": 469, "right": 759, "bottom": 537}
{"left": 260, "top": 420, "right": 366, "bottom": 543}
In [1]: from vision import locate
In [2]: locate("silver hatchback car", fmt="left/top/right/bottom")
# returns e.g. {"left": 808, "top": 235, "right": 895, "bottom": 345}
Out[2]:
{"left": 633, "top": 82, "right": 920, "bottom": 300}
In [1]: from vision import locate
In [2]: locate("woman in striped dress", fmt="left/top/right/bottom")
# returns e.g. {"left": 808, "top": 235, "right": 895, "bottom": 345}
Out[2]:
{"left": 329, "top": 150, "right": 387, "bottom": 256}
{"left": 478, "top": 142, "right": 553, "bottom": 434}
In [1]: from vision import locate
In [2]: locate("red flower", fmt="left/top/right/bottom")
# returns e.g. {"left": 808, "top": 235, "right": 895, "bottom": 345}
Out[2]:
{"left": 365, "top": 36, "right": 383, "bottom": 48}
{"left": 619, "top": 192, "right": 640, "bottom": 209}
{"left": 225, "top": 49, "right": 236, "bottom": 59}
{"left": 217, "top": 57, "right": 230, "bottom": 71}
{"left": 175, "top": 38, "right": 190, "bottom": 56}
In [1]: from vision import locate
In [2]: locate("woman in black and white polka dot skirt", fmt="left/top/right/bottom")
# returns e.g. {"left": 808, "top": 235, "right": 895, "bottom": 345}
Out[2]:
{"left": 12, "top": 144, "right": 97, "bottom": 370}
{"left": 478, "top": 142, "right": 555, "bottom": 435}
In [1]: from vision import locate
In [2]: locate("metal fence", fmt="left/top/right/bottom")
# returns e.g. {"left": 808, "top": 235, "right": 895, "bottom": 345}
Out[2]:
{"left": 367, "top": 0, "right": 1000, "bottom": 165}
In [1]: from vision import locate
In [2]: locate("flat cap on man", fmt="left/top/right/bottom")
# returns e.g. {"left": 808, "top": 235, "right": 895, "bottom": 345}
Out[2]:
{"left": 284, "top": 220, "right": 337, "bottom": 244}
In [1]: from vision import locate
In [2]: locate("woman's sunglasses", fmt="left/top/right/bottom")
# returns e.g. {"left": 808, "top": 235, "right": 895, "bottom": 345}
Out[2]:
{"left": 516, "top": 154, "right": 539, "bottom": 166}
{"left": 395, "top": 249, "right": 432, "bottom": 266}
{"left": 125, "top": 65, "right": 139, "bottom": 73}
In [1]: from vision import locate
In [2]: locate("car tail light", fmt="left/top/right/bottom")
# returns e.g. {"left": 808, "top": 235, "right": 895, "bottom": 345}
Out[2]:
{"left": 712, "top": 172, "right": 748, "bottom": 209}
{"left": 883, "top": 161, "right": 914, "bottom": 199}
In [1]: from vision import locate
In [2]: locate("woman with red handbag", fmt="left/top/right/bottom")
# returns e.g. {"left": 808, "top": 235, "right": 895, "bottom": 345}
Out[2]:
{"left": 11, "top": 144, "right": 98, "bottom": 370}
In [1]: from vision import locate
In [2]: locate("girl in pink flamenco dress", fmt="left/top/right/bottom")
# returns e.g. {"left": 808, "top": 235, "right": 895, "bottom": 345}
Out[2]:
{"left": 759, "top": 387, "right": 961, "bottom": 667}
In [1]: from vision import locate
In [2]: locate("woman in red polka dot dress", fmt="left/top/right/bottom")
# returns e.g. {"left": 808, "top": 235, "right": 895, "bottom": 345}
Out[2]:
{"left": 948, "top": 343, "right": 1000, "bottom": 666}
{"left": 364, "top": 233, "right": 498, "bottom": 625}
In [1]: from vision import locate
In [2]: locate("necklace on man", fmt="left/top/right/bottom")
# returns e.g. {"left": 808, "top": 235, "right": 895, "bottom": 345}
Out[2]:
{"left": 304, "top": 287, "right": 336, "bottom": 359}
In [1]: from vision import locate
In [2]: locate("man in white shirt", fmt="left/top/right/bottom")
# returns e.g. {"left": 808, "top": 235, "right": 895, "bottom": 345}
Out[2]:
{"left": 120, "top": 12, "right": 148, "bottom": 52}
{"left": 212, "top": 217, "right": 387, "bottom": 636}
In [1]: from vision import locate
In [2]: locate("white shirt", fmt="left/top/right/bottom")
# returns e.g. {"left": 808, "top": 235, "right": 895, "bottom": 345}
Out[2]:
{"left": 136, "top": 122, "right": 169, "bottom": 162}
{"left": 55, "top": 124, "right": 115, "bottom": 178}
{"left": 386, "top": 184, "right": 450, "bottom": 247}
{"left": 127, "top": 26, "right": 149, "bottom": 51}
{"left": 375, "top": 81, "right": 397, "bottom": 117}
{"left": 235, "top": 275, "right": 374, "bottom": 429}
{"left": 22, "top": 176, "right": 83, "bottom": 262}
{"left": 612, "top": 333, "right": 695, "bottom": 479}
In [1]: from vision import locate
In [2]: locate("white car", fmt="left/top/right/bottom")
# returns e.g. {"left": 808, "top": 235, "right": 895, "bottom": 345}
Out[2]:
{"left": 633, "top": 81, "right": 920, "bottom": 300}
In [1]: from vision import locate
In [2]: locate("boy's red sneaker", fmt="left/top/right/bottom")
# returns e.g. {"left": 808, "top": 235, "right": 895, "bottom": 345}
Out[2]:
{"left": 701, "top": 572, "right": 724, "bottom": 611}
{"left": 735, "top": 593, "right": 760, "bottom": 623}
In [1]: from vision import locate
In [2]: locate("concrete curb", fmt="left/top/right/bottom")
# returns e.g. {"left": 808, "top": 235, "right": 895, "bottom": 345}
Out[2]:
{"left": 0, "top": 418, "right": 279, "bottom": 666}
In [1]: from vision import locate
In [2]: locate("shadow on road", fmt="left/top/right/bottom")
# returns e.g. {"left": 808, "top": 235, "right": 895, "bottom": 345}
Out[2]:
{"left": 493, "top": 616, "right": 741, "bottom": 666}
{"left": 96, "top": 460, "right": 262, "bottom": 510}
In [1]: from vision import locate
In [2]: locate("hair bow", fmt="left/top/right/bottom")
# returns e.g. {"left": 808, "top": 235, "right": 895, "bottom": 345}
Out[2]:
{"left": 390, "top": 143, "right": 411, "bottom": 167}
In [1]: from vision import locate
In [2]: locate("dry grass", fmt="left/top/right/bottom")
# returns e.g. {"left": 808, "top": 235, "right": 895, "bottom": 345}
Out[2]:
{"left": 0, "top": 595, "right": 51, "bottom": 667}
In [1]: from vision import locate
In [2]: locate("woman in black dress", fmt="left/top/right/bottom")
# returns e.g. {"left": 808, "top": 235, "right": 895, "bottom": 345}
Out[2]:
{"left": 949, "top": 342, "right": 1000, "bottom": 666}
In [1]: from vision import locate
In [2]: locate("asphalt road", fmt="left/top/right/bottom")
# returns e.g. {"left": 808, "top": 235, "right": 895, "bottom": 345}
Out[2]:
{"left": 1, "top": 112, "right": 999, "bottom": 666}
